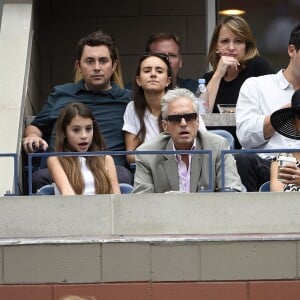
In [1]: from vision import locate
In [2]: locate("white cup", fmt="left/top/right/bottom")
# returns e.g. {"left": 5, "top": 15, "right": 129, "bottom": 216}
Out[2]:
{"left": 277, "top": 155, "right": 297, "bottom": 181}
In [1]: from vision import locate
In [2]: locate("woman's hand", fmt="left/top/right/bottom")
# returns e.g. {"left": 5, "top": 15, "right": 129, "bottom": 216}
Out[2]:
{"left": 214, "top": 55, "right": 240, "bottom": 79}
{"left": 277, "top": 164, "right": 299, "bottom": 185}
{"left": 206, "top": 55, "right": 240, "bottom": 112}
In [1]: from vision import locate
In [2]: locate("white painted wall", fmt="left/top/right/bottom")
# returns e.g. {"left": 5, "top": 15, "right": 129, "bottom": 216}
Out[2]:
{"left": 0, "top": 1, "right": 32, "bottom": 195}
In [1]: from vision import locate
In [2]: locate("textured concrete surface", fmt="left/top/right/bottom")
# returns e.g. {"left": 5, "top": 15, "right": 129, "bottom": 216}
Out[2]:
{"left": 2, "top": 192, "right": 300, "bottom": 238}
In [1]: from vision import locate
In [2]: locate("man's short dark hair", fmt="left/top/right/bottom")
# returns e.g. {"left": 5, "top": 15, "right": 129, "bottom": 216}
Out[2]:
{"left": 289, "top": 25, "right": 300, "bottom": 51}
{"left": 76, "top": 30, "right": 118, "bottom": 62}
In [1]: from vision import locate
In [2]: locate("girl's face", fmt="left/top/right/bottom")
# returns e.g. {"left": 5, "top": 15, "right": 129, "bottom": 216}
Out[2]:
{"left": 136, "top": 56, "right": 171, "bottom": 93}
{"left": 216, "top": 25, "right": 246, "bottom": 62}
{"left": 65, "top": 115, "right": 93, "bottom": 152}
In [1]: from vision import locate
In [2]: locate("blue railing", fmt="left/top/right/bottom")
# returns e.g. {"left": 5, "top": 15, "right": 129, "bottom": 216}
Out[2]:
{"left": 27, "top": 150, "right": 213, "bottom": 195}
{"left": 25, "top": 147, "right": 300, "bottom": 195}
{"left": 0, "top": 152, "right": 18, "bottom": 196}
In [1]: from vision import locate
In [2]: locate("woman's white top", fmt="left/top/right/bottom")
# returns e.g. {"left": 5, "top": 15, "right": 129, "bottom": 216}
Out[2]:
{"left": 122, "top": 101, "right": 160, "bottom": 142}
{"left": 54, "top": 156, "right": 95, "bottom": 195}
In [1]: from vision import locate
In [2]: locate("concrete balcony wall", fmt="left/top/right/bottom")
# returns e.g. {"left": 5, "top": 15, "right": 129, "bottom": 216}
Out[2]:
{"left": 0, "top": 192, "right": 300, "bottom": 283}
{"left": 2, "top": 192, "right": 300, "bottom": 239}
{"left": 0, "top": 192, "right": 300, "bottom": 299}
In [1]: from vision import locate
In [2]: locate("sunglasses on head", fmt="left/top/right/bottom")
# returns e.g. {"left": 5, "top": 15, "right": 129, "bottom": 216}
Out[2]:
{"left": 166, "top": 113, "right": 198, "bottom": 123}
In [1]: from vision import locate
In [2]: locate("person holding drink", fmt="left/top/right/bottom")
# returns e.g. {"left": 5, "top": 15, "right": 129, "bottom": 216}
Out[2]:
{"left": 270, "top": 89, "right": 300, "bottom": 192}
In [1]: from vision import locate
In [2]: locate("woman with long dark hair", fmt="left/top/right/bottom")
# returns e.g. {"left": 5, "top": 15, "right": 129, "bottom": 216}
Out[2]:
{"left": 122, "top": 52, "right": 175, "bottom": 163}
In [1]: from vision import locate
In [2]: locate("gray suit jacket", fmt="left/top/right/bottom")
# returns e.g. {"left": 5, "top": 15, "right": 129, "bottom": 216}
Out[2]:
{"left": 133, "top": 131, "right": 242, "bottom": 193}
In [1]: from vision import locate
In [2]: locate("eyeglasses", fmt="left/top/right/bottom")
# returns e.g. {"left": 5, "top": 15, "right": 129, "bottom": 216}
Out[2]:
{"left": 166, "top": 113, "right": 198, "bottom": 123}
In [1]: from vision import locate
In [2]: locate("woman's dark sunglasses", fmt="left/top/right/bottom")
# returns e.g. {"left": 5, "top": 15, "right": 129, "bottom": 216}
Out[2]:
{"left": 166, "top": 113, "right": 198, "bottom": 123}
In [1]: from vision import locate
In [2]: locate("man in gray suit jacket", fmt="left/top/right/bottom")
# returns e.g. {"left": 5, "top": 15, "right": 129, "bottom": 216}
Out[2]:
{"left": 133, "top": 88, "right": 242, "bottom": 193}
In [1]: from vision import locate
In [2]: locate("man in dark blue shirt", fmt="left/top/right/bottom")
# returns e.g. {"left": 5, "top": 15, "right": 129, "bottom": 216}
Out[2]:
{"left": 23, "top": 31, "right": 132, "bottom": 192}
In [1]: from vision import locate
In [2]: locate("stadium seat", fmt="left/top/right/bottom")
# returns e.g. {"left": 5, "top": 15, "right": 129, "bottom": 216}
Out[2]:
{"left": 36, "top": 184, "right": 55, "bottom": 195}
{"left": 119, "top": 183, "right": 134, "bottom": 194}
{"left": 209, "top": 129, "right": 235, "bottom": 149}
{"left": 36, "top": 183, "right": 134, "bottom": 195}
{"left": 259, "top": 181, "right": 270, "bottom": 192}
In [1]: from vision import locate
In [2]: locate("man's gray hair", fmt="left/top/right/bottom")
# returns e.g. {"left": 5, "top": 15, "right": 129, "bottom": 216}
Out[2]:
{"left": 161, "top": 88, "right": 199, "bottom": 120}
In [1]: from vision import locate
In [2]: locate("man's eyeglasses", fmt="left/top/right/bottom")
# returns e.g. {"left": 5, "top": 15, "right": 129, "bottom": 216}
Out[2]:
{"left": 165, "top": 113, "right": 198, "bottom": 123}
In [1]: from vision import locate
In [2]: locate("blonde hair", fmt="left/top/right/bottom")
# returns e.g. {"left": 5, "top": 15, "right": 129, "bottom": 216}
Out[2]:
{"left": 208, "top": 15, "right": 259, "bottom": 70}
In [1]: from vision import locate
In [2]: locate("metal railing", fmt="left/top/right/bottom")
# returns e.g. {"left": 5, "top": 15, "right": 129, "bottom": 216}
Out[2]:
{"left": 26, "top": 147, "right": 300, "bottom": 195}
{"left": 0, "top": 152, "right": 18, "bottom": 196}
{"left": 27, "top": 150, "right": 213, "bottom": 195}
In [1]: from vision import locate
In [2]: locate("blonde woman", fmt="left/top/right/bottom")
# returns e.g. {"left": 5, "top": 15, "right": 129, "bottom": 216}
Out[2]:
{"left": 203, "top": 15, "right": 274, "bottom": 113}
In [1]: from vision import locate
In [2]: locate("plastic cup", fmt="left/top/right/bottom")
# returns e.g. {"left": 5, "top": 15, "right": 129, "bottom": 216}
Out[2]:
{"left": 277, "top": 155, "right": 297, "bottom": 181}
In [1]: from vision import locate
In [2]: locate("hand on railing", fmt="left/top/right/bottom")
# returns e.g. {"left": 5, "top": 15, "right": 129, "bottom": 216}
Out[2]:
{"left": 22, "top": 135, "right": 48, "bottom": 153}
